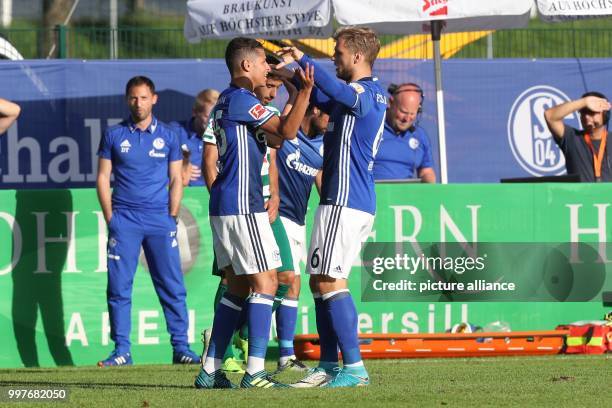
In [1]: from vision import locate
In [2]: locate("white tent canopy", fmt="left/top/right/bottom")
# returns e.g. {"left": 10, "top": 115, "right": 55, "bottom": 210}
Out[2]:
{"left": 330, "top": 0, "right": 534, "bottom": 183}
{"left": 333, "top": 0, "right": 533, "bottom": 33}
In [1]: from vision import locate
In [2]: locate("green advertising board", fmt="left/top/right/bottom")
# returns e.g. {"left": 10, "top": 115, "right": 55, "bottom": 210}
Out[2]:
{"left": 0, "top": 184, "right": 610, "bottom": 368}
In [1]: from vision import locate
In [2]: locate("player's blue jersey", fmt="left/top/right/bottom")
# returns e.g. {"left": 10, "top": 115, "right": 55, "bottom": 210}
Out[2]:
{"left": 208, "top": 85, "right": 275, "bottom": 216}
{"left": 97, "top": 117, "right": 182, "bottom": 211}
{"left": 168, "top": 118, "right": 205, "bottom": 187}
{"left": 277, "top": 129, "right": 324, "bottom": 225}
{"left": 298, "top": 55, "right": 387, "bottom": 215}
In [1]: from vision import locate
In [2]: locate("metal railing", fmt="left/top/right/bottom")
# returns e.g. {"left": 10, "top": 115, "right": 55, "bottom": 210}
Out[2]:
{"left": 2, "top": 25, "right": 612, "bottom": 59}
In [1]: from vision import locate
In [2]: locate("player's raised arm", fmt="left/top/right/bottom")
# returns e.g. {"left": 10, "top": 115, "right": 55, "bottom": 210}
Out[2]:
{"left": 259, "top": 64, "right": 314, "bottom": 148}
{"left": 277, "top": 47, "right": 358, "bottom": 109}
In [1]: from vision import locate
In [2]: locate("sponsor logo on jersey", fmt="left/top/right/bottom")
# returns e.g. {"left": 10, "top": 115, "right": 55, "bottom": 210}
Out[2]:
{"left": 249, "top": 104, "right": 268, "bottom": 120}
{"left": 507, "top": 85, "right": 573, "bottom": 176}
{"left": 149, "top": 149, "right": 166, "bottom": 158}
{"left": 120, "top": 139, "right": 131, "bottom": 153}
{"left": 286, "top": 150, "right": 319, "bottom": 177}
{"left": 255, "top": 128, "right": 267, "bottom": 144}
{"left": 153, "top": 137, "right": 165, "bottom": 149}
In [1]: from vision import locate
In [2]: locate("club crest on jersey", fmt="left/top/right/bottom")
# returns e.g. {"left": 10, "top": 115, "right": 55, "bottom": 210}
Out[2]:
{"left": 249, "top": 104, "right": 268, "bottom": 120}
{"left": 153, "top": 137, "right": 165, "bottom": 149}
{"left": 409, "top": 137, "right": 420, "bottom": 149}
{"left": 349, "top": 82, "right": 365, "bottom": 94}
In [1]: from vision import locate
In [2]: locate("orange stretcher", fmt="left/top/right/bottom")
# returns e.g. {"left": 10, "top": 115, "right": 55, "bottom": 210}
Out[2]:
{"left": 294, "top": 330, "right": 569, "bottom": 359}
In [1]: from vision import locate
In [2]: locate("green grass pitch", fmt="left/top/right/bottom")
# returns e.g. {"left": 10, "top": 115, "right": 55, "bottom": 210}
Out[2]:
{"left": 0, "top": 356, "right": 610, "bottom": 407}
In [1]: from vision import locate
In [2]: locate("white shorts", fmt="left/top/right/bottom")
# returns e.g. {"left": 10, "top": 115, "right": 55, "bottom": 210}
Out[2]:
{"left": 306, "top": 205, "right": 374, "bottom": 279}
{"left": 280, "top": 216, "right": 307, "bottom": 276}
{"left": 211, "top": 212, "right": 281, "bottom": 276}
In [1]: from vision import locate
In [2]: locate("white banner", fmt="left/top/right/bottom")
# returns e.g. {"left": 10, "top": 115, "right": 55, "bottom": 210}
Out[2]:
{"left": 184, "top": 0, "right": 333, "bottom": 42}
{"left": 332, "top": 0, "right": 533, "bottom": 34}
{"left": 537, "top": 0, "right": 612, "bottom": 21}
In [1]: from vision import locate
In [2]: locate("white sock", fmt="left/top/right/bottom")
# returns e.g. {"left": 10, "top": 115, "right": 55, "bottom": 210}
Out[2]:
{"left": 279, "top": 355, "right": 296, "bottom": 365}
{"left": 344, "top": 360, "right": 364, "bottom": 368}
{"left": 246, "top": 356, "right": 265, "bottom": 375}
{"left": 203, "top": 357, "right": 222, "bottom": 374}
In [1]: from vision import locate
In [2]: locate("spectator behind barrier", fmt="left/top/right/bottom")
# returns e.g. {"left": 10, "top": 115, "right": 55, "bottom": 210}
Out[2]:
{"left": 169, "top": 89, "right": 220, "bottom": 187}
{"left": 373, "top": 83, "right": 436, "bottom": 183}
{"left": 544, "top": 91, "right": 611, "bottom": 182}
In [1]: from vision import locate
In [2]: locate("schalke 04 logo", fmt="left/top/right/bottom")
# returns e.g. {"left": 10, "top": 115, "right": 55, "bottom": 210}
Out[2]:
{"left": 507, "top": 85, "right": 579, "bottom": 176}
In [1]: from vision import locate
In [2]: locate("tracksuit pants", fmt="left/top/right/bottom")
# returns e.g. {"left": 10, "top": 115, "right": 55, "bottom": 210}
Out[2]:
{"left": 106, "top": 208, "right": 189, "bottom": 352}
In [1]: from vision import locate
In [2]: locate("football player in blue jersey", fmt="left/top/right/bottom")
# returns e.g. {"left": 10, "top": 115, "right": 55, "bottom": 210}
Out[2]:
{"left": 194, "top": 37, "right": 314, "bottom": 389}
{"left": 169, "top": 89, "right": 219, "bottom": 187}
{"left": 199, "top": 71, "right": 300, "bottom": 375}
{"left": 276, "top": 26, "right": 387, "bottom": 388}
{"left": 96, "top": 76, "right": 200, "bottom": 367}
{"left": 274, "top": 102, "right": 328, "bottom": 374}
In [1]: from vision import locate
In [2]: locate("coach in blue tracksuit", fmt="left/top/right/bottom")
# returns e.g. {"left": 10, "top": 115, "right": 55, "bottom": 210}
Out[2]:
{"left": 96, "top": 76, "right": 200, "bottom": 366}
